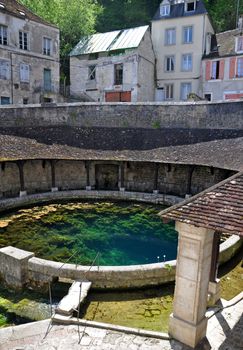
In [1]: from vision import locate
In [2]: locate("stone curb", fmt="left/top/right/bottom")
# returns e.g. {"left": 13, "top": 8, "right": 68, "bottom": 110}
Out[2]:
{"left": 52, "top": 315, "right": 171, "bottom": 340}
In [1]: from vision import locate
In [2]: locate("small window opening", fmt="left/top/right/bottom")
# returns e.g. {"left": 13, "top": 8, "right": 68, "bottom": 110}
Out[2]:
{"left": 114, "top": 64, "right": 123, "bottom": 85}
{"left": 211, "top": 61, "right": 220, "bottom": 79}
{"left": 23, "top": 98, "right": 28, "bottom": 105}
{"left": 186, "top": 1, "right": 196, "bottom": 12}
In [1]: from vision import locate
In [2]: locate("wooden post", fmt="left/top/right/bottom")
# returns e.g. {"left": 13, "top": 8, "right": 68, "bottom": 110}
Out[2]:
{"left": 186, "top": 165, "right": 195, "bottom": 196}
{"left": 119, "top": 162, "right": 125, "bottom": 191}
{"left": 153, "top": 163, "right": 159, "bottom": 193}
{"left": 17, "top": 160, "right": 26, "bottom": 196}
{"left": 208, "top": 231, "right": 221, "bottom": 305}
{"left": 210, "top": 231, "right": 220, "bottom": 282}
{"left": 85, "top": 161, "right": 91, "bottom": 190}
{"left": 50, "top": 160, "right": 58, "bottom": 192}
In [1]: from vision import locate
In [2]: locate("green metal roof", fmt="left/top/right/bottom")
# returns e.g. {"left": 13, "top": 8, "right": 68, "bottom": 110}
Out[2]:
{"left": 70, "top": 25, "right": 149, "bottom": 56}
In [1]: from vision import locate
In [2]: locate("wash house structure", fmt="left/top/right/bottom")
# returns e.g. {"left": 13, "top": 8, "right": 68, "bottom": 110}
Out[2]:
{"left": 160, "top": 172, "right": 243, "bottom": 347}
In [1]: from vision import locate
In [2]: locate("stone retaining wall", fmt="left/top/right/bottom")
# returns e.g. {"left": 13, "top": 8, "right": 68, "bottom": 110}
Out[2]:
{"left": 0, "top": 100, "right": 243, "bottom": 129}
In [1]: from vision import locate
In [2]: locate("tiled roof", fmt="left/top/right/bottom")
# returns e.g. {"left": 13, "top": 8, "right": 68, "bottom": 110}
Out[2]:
{"left": 216, "top": 29, "right": 243, "bottom": 57}
{"left": 153, "top": 0, "right": 207, "bottom": 21}
{"left": 160, "top": 172, "right": 243, "bottom": 236}
{"left": 204, "top": 29, "right": 243, "bottom": 58}
{"left": 0, "top": 0, "right": 58, "bottom": 28}
{"left": 0, "top": 132, "right": 242, "bottom": 172}
{"left": 70, "top": 25, "right": 149, "bottom": 56}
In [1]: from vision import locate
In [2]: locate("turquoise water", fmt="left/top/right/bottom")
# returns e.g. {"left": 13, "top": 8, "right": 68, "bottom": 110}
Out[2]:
{"left": 0, "top": 201, "right": 178, "bottom": 265}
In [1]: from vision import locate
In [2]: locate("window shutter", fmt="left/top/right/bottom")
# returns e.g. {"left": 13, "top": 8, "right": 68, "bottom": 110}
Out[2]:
{"left": 205, "top": 61, "right": 211, "bottom": 80}
{"left": 20, "top": 64, "right": 29, "bottom": 82}
{"left": 219, "top": 60, "right": 225, "bottom": 79}
{"left": 229, "top": 57, "right": 236, "bottom": 79}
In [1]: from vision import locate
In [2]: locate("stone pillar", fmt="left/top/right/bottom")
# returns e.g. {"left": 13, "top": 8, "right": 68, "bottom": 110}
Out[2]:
{"left": 0, "top": 246, "right": 34, "bottom": 289}
{"left": 50, "top": 160, "right": 58, "bottom": 192}
{"left": 17, "top": 160, "right": 26, "bottom": 197}
{"left": 153, "top": 163, "right": 159, "bottom": 194}
{"left": 169, "top": 222, "right": 214, "bottom": 348}
{"left": 119, "top": 162, "right": 125, "bottom": 191}
{"left": 85, "top": 161, "right": 91, "bottom": 191}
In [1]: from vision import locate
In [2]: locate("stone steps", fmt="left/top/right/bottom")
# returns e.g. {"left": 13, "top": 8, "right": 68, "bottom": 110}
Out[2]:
{"left": 54, "top": 280, "right": 92, "bottom": 317}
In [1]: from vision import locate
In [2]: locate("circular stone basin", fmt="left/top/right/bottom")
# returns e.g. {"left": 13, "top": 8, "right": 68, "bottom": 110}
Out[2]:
{"left": 0, "top": 201, "right": 178, "bottom": 266}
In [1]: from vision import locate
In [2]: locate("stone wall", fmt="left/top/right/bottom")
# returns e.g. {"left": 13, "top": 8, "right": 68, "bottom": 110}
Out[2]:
{"left": 0, "top": 100, "right": 243, "bottom": 129}
{"left": 0, "top": 159, "right": 232, "bottom": 199}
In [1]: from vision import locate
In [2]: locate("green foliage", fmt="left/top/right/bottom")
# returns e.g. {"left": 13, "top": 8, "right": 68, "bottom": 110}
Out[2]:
{"left": 19, "top": 0, "right": 102, "bottom": 58}
{"left": 152, "top": 120, "right": 161, "bottom": 129}
{"left": 204, "top": 0, "right": 243, "bottom": 32}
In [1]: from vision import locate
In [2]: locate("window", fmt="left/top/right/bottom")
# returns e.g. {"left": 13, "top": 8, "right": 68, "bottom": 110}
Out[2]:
{"left": 160, "top": 5, "right": 170, "bottom": 16}
{"left": 236, "top": 36, "right": 243, "bottom": 53}
{"left": 43, "top": 68, "right": 52, "bottom": 91}
{"left": 23, "top": 98, "right": 28, "bottom": 105}
{"left": 211, "top": 61, "right": 220, "bottom": 79}
{"left": 43, "top": 37, "right": 52, "bottom": 56}
{"left": 0, "top": 59, "right": 10, "bottom": 80}
{"left": 114, "top": 64, "right": 123, "bottom": 85}
{"left": 237, "top": 57, "right": 243, "bottom": 77}
{"left": 204, "top": 94, "right": 212, "bottom": 101}
{"left": 165, "top": 84, "right": 174, "bottom": 100}
{"left": 165, "top": 28, "right": 176, "bottom": 45}
{"left": 183, "top": 26, "right": 193, "bottom": 44}
{"left": 181, "top": 82, "right": 192, "bottom": 100}
{"left": 165, "top": 56, "right": 175, "bottom": 72}
{"left": 181, "top": 54, "right": 192, "bottom": 71}
{"left": 185, "top": 1, "right": 196, "bottom": 12}
{"left": 0, "top": 25, "right": 7, "bottom": 45}
{"left": 19, "top": 31, "right": 28, "bottom": 50}
{"left": 20, "top": 63, "right": 30, "bottom": 82}
{"left": 88, "top": 65, "right": 96, "bottom": 80}
{"left": 0, "top": 96, "right": 10, "bottom": 105}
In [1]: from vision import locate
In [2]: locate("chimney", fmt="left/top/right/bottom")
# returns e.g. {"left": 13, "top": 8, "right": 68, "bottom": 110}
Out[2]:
{"left": 238, "top": 15, "right": 243, "bottom": 31}
{"left": 205, "top": 33, "right": 212, "bottom": 55}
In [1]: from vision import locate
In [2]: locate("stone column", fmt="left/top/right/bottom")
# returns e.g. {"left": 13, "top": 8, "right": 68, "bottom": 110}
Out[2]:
{"left": 85, "top": 161, "right": 91, "bottom": 191}
{"left": 153, "top": 163, "right": 159, "bottom": 194}
{"left": 17, "top": 160, "right": 26, "bottom": 197}
{"left": 169, "top": 222, "right": 214, "bottom": 348}
{"left": 50, "top": 160, "right": 58, "bottom": 192}
{"left": 119, "top": 162, "right": 125, "bottom": 191}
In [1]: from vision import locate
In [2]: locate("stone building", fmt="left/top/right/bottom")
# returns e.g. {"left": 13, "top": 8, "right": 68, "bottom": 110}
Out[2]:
{"left": 69, "top": 25, "right": 155, "bottom": 102}
{"left": 152, "top": 0, "right": 214, "bottom": 101}
{"left": 0, "top": 0, "right": 60, "bottom": 105}
{"left": 202, "top": 19, "right": 243, "bottom": 101}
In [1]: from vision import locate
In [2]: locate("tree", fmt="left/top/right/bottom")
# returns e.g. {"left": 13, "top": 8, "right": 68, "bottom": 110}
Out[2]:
{"left": 19, "top": 0, "right": 102, "bottom": 58}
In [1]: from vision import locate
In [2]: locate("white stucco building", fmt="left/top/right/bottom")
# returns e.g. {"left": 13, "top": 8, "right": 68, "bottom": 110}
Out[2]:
{"left": 152, "top": 0, "right": 214, "bottom": 101}
{"left": 69, "top": 25, "right": 155, "bottom": 102}
{"left": 0, "top": 0, "right": 60, "bottom": 105}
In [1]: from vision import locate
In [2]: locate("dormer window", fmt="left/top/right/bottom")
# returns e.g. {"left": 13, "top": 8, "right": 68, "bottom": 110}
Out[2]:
{"left": 185, "top": 1, "right": 196, "bottom": 12}
{"left": 160, "top": 4, "right": 170, "bottom": 16}
{"left": 236, "top": 36, "right": 243, "bottom": 53}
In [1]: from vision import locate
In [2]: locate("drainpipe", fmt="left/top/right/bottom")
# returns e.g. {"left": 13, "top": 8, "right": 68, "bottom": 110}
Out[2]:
{"left": 10, "top": 52, "right": 14, "bottom": 104}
